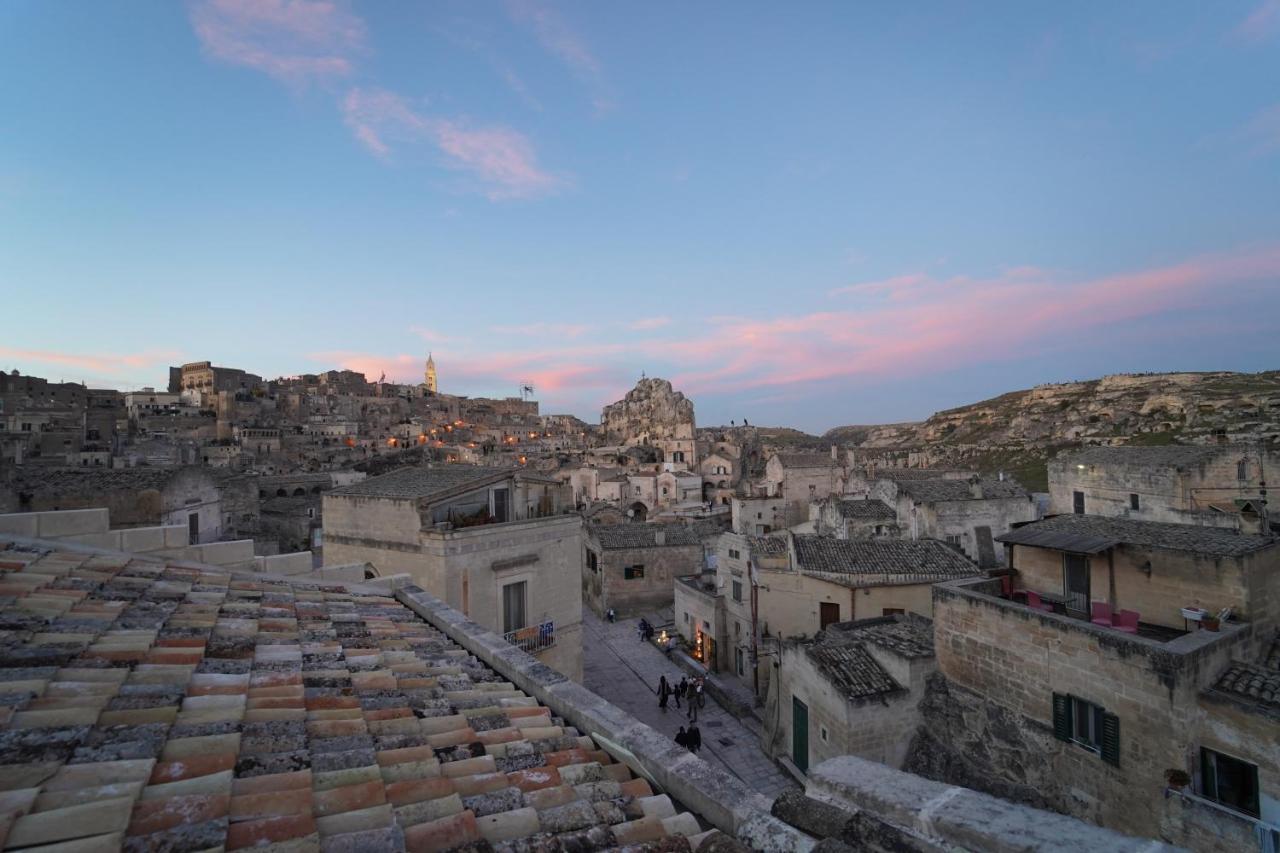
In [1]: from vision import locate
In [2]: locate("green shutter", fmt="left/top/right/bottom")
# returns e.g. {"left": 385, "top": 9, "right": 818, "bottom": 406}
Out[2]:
{"left": 1101, "top": 712, "right": 1120, "bottom": 767}
{"left": 1052, "top": 693, "right": 1071, "bottom": 742}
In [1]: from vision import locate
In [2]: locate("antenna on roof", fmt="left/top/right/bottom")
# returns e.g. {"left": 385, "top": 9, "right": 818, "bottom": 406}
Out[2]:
{"left": 520, "top": 384, "right": 534, "bottom": 401}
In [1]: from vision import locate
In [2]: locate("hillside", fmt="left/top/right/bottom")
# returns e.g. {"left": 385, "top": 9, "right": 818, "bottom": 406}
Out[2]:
{"left": 824, "top": 371, "right": 1280, "bottom": 490}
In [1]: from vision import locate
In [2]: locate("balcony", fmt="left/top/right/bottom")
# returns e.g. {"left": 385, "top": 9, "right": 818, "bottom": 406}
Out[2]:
{"left": 504, "top": 620, "right": 555, "bottom": 654}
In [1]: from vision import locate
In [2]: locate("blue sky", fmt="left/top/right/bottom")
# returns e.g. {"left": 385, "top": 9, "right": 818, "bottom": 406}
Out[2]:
{"left": 1, "top": 1, "right": 1278, "bottom": 432}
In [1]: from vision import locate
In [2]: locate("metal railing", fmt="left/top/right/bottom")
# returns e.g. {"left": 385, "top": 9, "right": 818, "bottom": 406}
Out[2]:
{"left": 503, "top": 620, "right": 556, "bottom": 654}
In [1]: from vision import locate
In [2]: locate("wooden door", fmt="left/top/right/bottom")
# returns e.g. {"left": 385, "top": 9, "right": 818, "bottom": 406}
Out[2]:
{"left": 819, "top": 602, "right": 839, "bottom": 630}
{"left": 792, "top": 697, "right": 809, "bottom": 773}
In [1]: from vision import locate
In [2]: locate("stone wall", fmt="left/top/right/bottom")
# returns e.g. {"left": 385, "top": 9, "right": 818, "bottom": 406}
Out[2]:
{"left": 919, "top": 576, "right": 1259, "bottom": 840}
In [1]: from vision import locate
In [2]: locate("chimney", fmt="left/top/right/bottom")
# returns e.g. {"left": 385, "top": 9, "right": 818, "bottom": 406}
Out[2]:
{"left": 969, "top": 476, "right": 983, "bottom": 499}
{"left": 655, "top": 529, "right": 666, "bottom": 546}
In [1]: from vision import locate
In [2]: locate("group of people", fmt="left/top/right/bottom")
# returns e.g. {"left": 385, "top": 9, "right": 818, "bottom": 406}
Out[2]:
{"left": 675, "top": 724, "right": 702, "bottom": 754}
{"left": 637, "top": 617, "right": 655, "bottom": 641}
{"left": 657, "top": 674, "right": 706, "bottom": 721}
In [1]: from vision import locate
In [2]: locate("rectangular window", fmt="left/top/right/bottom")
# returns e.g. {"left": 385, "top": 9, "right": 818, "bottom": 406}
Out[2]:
{"left": 587, "top": 550, "right": 598, "bottom": 572}
{"left": 1201, "top": 748, "right": 1260, "bottom": 818}
{"left": 732, "top": 581, "right": 743, "bottom": 602}
{"left": 502, "top": 581, "right": 527, "bottom": 634}
{"left": 1052, "top": 692, "right": 1119, "bottom": 766}
{"left": 1129, "top": 493, "right": 1140, "bottom": 511}
{"left": 1072, "top": 491, "right": 1085, "bottom": 514}
{"left": 883, "top": 608, "right": 904, "bottom": 616}
{"left": 624, "top": 565, "right": 645, "bottom": 580}
{"left": 683, "top": 612, "right": 689, "bottom": 623}
{"left": 945, "top": 534, "right": 962, "bottom": 547}
{"left": 1238, "top": 460, "right": 1249, "bottom": 481}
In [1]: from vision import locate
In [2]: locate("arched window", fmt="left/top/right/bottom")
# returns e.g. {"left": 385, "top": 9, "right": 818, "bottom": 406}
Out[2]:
{"left": 1238, "top": 459, "right": 1250, "bottom": 481}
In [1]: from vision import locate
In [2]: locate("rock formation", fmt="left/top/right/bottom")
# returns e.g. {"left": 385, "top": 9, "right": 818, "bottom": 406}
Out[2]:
{"left": 601, "top": 378, "right": 696, "bottom": 446}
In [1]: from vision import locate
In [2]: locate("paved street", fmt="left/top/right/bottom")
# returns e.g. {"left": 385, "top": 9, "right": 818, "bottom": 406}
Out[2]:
{"left": 582, "top": 610, "right": 797, "bottom": 800}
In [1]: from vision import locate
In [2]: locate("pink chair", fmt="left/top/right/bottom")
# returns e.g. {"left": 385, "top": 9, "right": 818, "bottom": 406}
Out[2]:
{"left": 1026, "top": 591, "right": 1054, "bottom": 613}
{"left": 1115, "top": 610, "right": 1139, "bottom": 634}
{"left": 1090, "top": 602, "right": 1113, "bottom": 627}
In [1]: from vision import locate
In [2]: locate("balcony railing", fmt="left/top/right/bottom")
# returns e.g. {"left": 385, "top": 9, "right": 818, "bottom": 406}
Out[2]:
{"left": 504, "top": 620, "right": 555, "bottom": 654}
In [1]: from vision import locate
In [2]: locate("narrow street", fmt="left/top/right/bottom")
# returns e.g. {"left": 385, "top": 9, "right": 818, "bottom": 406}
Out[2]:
{"left": 581, "top": 610, "right": 797, "bottom": 800}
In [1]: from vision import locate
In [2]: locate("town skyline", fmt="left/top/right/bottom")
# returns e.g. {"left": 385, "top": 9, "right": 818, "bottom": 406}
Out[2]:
{"left": 3, "top": 1, "right": 1279, "bottom": 429}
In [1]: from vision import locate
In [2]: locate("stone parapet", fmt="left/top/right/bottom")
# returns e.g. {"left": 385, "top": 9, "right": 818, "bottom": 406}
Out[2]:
{"left": 804, "top": 755, "right": 1185, "bottom": 852}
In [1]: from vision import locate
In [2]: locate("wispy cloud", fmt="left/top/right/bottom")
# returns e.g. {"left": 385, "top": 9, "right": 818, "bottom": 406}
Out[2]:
{"left": 491, "top": 322, "right": 590, "bottom": 337}
{"left": 829, "top": 273, "right": 930, "bottom": 298}
{"left": 629, "top": 316, "right": 671, "bottom": 331}
{"left": 189, "top": 0, "right": 364, "bottom": 83}
{"left": 342, "top": 87, "right": 560, "bottom": 198}
{"left": 506, "top": 0, "right": 615, "bottom": 113}
{"left": 1235, "top": 0, "right": 1280, "bottom": 42}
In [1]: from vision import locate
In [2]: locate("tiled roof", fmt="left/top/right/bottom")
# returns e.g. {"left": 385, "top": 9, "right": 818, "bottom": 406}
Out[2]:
{"left": 793, "top": 536, "right": 980, "bottom": 586}
{"left": 1213, "top": 662, "right": 1280, "bottom": 710}
{"left": 329, "top": 465, "right": 530, "bottom": 500}
{"left": 894, "top": 478, "right": 1028, "bottom": 503}
{"left": 834, "top": 499, "right": 896, "bottom": 520}
{"left": 804, "top": 643, "right": 900, "bottom": 700}
{"left": 996, "top": 514, "right": 1276, "bottom": 557}
{"left": 1058, "top": 445, "right": 1234, "bottom": 469}
{"left": 864, "top": 469, "right": 966, "bottom": 481}
{"left": 0, "top": 541, "right": 703, "bottom": 851}
{"left": 747, "top": 535, "right": 788, "bottom": 555}
{"left": 590, "top": 524, "right": 701, "bottom": 550}
{"left": 825, "top": 615, "right": 935, "bottom": 659}
{"left": 773, "top": 453, "right": 834, "bottom": 469}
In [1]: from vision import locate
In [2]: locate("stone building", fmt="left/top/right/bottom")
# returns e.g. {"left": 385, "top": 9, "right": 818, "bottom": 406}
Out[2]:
{"left": 674, "top": 531, "right": 980, "bottom": 692}
{"left": 761, "top": 450, "right": 847, "bottom": 527}
{"left": 175, "top": 361, "right": 261, "bottom": 396}
{"left": 731, "top": 495, "right": 786, "bottom": 536}
{"left": 600, "top": 378, "right": 697, "bottom": 468}
{"left": 582, "top": 522, "right": 703, "bottom": 617}
{"left": 0, "top": 465, "right": 258, "bottom": 544}
{"left": 811, "top": 496, "right": 899, "bottom": 539}
{"left": 765, "top": 615, "right": 936, "bottom": 775}
{"left": 912, "top": 511, "right": 1280, "bottom": 848}
{"left": 1049, "top": 443, "right": 1280, "bottom": 524}
{"left": 321, "top": 464, "right": 584, "bottom": 679}
{"left": 866, "top": 475, "right": 1037, "bottom": 566}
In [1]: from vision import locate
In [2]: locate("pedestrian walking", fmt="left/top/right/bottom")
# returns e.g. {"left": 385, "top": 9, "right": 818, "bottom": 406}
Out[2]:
{"left": 658, "top": 676, "right": 670, "bottom": 712}
{"left": 694, "top": 677, "right": 705, "bottom": 709}
{"left": 689, "top": 724, "right": 702, "bottom": 754}
{"left": 675, "top": 726, "right": 688, "bottom": 750}
{"left": 674, "top": 676, "right": 685, "bottom": 709}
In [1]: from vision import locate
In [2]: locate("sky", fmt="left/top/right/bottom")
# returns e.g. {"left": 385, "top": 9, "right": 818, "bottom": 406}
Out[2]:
{"left": 1, "top": 1, "right": 1279, "bottom": 433}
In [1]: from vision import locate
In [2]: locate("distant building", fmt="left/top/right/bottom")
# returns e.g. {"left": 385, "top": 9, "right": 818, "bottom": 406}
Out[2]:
{"left": 322, "top": 464, "right": 584, "bottom": 679}
{"left": 811, "top": 496, "right": 899, "bottom": 539}
{"left": 423, "top": 352, "right": 438, "bottom": 394}
{"left": 1049, "top": 444, "right": 1279, "bottom": 525}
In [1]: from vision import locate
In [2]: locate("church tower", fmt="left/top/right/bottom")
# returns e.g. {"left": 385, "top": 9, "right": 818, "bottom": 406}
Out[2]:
{"left": 424, "top": 352, "right": 437, "bottom": 394}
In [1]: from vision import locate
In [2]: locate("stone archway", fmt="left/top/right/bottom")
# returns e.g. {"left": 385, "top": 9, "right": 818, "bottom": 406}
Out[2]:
{"left": 628, "top": 502, "right": 648, "bottom": 523}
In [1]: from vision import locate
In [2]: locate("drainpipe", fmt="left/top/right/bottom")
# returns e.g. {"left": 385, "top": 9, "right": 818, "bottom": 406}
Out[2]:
{"left": 750, "top": 559, "right": 760, "bottom": 698}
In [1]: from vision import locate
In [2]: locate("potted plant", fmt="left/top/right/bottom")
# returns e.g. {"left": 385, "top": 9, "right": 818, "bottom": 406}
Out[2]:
{"left": 1165, "top": 769, "right": 1191, "bottom": 792}
{"left": 1202, "top": 615, "right": 1220, "bottom": 631}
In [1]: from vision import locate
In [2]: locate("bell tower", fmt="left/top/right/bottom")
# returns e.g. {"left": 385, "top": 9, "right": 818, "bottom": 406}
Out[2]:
{"left": 424, "top": 352, "right": 437, "bottom": 394}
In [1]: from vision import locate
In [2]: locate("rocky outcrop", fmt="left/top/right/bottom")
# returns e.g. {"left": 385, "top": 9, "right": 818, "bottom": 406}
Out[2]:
{"left": 601, "top": 378, "right": 696, "bottom": 446}
{"left": 902, "top": 674, "right": 1062, "bottom": 813}
{"left": 830, "top": 371, "right": 1280, "bottom": 451}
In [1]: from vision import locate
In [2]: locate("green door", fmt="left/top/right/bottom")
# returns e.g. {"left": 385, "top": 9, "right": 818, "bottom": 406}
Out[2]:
{"left": 792, "top": 697, "right": 809, "bottom": 773}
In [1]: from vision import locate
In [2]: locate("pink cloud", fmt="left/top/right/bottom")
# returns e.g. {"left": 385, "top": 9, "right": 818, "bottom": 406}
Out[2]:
{"left": 1235, "top": 1, "right": 1280, "bottom": 42}
{"left": 0, "top": 348, "right": 182, "bottom": 382}
{"left": 341, "top": 88, "right": 560, "bottom": 198}
{"left": 506, "top": 0, "right": 614, "bottom": 113}
{"left": 308, "top": 245, "right": 1280, "bottom": 416}
{"left": 189, "top": 0, "right": 364, "bottom": 83}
